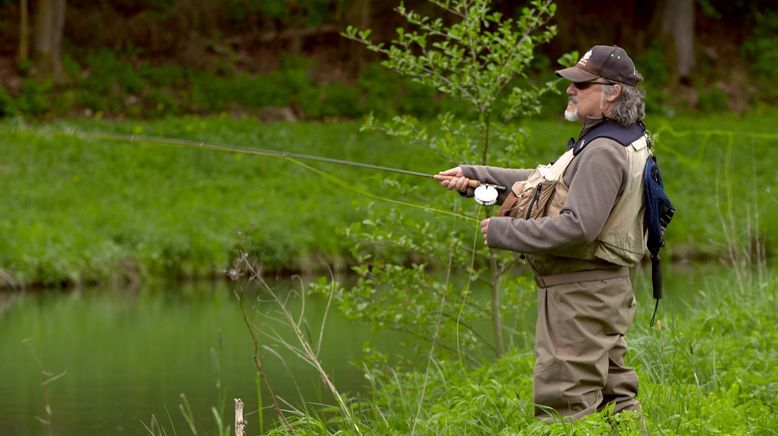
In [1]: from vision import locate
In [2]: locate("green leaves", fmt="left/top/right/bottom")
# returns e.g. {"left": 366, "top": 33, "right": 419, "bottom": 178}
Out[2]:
{"left": 345, "top": 0, "right": 562, "bottom": 118}
{"left": 337, "top": 0, "right": 569, "bottom": 358}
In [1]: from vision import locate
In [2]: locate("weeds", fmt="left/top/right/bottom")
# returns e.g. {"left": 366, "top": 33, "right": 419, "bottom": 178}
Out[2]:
{"left": 231, "top": 253, "right": 361, "bottom": 434}
{"left": 232, "top": 267, "right": 292, "bottom": 433}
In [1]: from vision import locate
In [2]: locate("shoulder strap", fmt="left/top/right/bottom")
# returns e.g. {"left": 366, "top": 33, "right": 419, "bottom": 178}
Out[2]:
{"left": 568, "top": 120, "right": 646, "bottom": 156}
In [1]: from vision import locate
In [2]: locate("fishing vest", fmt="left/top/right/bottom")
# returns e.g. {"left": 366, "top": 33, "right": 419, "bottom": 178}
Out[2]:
{"left": 498, "top": 121, "right": 651, "bottom": 266}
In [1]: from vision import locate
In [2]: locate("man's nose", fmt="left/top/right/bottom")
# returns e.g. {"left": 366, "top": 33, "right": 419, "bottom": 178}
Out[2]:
{"left": 566, "top": 83, "right": 576, "bottom": 96}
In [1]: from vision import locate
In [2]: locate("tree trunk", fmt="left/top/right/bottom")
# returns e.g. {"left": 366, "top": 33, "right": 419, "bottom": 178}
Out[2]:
{"left": 659, "top": 0, "right": 695, "bottom": 82}
{"left": 338, "top": 0, "right": 371, "bottom": 74}
{"left": 19, "top": 0, "right": 30, "bottom": 63}
{"left": 33, "top": 0, "right": 66, "bottom": 80}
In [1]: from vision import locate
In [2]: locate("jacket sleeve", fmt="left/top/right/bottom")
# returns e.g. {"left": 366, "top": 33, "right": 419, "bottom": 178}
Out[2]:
{"left": 485, "top": 140, "right": 627, "bottom": 253}
{"left": 459, "top": 165, "right": 532, "bottom": 202}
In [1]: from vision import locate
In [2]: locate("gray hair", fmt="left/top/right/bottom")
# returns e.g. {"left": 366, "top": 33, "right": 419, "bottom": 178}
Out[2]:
{"left": 600, "top": 72, "right": 646, "bottom": 126}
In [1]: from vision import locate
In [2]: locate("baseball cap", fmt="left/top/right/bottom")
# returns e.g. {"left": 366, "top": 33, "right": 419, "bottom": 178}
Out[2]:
{"left": 556, "top": 45, "right": 641, "bottom": 86}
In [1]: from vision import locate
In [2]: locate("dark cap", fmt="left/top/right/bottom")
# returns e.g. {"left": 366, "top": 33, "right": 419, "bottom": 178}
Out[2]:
{"left": 556, "top": 45, "right": 641, "bottom": 86}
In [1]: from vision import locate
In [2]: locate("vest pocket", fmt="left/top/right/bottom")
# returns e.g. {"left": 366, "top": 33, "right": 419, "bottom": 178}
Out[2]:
{"left": 498, "top": 171, "right": 559, "bottom": 220}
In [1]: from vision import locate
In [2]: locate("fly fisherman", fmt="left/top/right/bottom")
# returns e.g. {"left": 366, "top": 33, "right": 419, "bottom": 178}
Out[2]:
{"left": 436, "top": 45, "right": 648, "bottom": 421}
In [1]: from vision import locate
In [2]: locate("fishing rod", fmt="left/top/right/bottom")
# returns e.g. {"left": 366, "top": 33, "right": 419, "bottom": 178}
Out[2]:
{"left": 80, "top": 131, "right": 506, "bottom": 206}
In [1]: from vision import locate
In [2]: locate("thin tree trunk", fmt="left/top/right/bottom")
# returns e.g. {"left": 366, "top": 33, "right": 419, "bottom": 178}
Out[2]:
{"left": 33, "top": 0, "right": 66, "bottom": 80}
{"left": 481, "top": 110, "right": 503, "bottom": 358}
{"left": 659, "top": 0, "right": 695, "bottom": 81}
{"left": 339, "top": 0, "right": 371, "bottom": 73}
{"left": 19, "top": 0, "right": 30, "bottom": 63}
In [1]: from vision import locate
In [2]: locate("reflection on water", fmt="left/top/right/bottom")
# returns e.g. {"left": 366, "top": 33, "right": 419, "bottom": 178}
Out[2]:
{"left": 0, "top": 279, "right": 400, "bottom": 435}
{"left": 0, "top": 264, "right": 731, "bottom": 435}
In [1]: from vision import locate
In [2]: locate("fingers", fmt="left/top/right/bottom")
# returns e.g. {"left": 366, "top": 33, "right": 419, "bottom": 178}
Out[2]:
{"left": 437, "top": 167, "right": 464, "bottom": 177}
{"left": 434, "top": 175, "right": 470, "bottom": 191}
{"left": 480, "top": 218, "right": 490, "bottom": 245}
{"left": 434, "top": 167, "right": 470, "bottom": 192}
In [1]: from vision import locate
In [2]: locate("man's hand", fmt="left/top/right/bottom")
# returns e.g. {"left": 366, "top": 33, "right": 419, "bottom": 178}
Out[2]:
{"left": 481, "top": 218, "right": 490, "bottom": 245}
{"left": 434, "top": 167, "right": 471, "bottom": 192}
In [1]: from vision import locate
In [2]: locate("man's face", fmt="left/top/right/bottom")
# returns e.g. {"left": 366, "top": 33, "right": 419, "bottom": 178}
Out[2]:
{"left": 564, "top": 81, "right": 605, "bottom": 122}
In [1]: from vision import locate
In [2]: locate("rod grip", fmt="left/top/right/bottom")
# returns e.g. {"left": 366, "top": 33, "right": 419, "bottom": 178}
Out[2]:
{"left": 434, "top": 175, "right": 480, "bottom": 188}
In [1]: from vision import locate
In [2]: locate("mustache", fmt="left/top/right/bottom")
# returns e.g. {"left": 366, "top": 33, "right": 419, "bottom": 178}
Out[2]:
{"left": 568, "top": 97, "right": 577, "bottom": 104}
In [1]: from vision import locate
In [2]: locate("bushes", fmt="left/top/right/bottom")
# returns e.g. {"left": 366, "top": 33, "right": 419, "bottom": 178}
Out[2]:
{"left": 4, "top": 40, "right": 775, "bottom": 120}
{"left": 742, "top": 11, "right": 778, "bottom": 103}
{"left": 0, "top": 49, "right": 461, "bottom": 120}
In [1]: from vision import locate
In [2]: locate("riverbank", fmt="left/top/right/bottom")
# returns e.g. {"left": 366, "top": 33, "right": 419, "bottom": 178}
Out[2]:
{"left": 264, "top": 266, "right": 776, "bottom": 434}
{"left": 2, "top": 112, "right": 776, "bottom": 289}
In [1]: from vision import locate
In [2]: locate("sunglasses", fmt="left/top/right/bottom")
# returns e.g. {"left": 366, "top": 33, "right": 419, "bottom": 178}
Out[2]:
{"left": 573, "top": 80, "right": 616, "bottom": 90}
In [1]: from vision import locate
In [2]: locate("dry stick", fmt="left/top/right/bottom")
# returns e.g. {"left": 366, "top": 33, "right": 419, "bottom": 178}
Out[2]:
{"left": 234, "top": 399, "right": 246, "bottom": 436}
{"left": 233, "top": 286, "right": 293, "bottom": 433}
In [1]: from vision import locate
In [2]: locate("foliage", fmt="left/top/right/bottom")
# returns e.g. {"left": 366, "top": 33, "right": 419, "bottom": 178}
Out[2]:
{"left": 337, "top": 0, "right": 566, "bottom": 358}
{"left": 742, "top": 10, "right": 778, "bottom": 102}
{"left": 0, "top": 48, "right": 464, "bottom": 120}
{"left": 696, "top": 85, "right": 729, "bottom": 112}
{"left": 344, "top": 0, "right": 564, "bottom": 163}
{"left": 268, "top": 269, "right": 778, "bottom": 434}
{"left": 2, "top": 0, "right": 777, "bottom": 120}
{"left": 634, "top": 40, "right": 671, "bottom": 114}
{"left": 310, "top": 204, "right": 536, "bottom": 360}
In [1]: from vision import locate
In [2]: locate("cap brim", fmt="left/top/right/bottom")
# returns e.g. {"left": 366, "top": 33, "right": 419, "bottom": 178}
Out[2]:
{"left": 555, "top": 66, "right": 599, "bottom": 83}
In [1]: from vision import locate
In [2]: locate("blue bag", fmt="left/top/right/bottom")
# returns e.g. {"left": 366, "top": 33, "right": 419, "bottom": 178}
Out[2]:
{"left": 643, "top": 155, "right": 675, "bottom": 325}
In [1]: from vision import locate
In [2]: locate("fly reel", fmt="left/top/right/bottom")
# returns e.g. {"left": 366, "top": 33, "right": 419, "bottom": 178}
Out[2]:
{"left": 474, "top": 184, "right": 499, "bottom": 206}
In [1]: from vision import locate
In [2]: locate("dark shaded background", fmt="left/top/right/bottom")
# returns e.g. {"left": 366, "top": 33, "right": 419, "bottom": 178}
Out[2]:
{"left": 0, "top": 0, "right": 775, "bottom": 119}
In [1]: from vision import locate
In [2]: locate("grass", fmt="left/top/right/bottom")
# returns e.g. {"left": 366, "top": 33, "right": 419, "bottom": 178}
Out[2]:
{"left": 1, "top": 111, "right": 777, "bottom": 288}
{"left": 257, "top": 268, "right": 777, "bottom": 435}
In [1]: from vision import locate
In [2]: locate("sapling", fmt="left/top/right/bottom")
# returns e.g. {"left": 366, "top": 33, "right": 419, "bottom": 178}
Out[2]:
{"left": 336, "top": 0, "right": 574, "bottom": 358}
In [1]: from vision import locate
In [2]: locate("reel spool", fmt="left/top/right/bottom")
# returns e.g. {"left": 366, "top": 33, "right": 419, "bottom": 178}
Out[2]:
{"left": 474, "top": 184, "right": 499, "bottom": 206}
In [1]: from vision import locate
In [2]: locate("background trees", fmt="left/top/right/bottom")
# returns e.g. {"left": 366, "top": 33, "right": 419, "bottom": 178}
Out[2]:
{"left": 0, "top": 0, "right": 774, "bottom": 117}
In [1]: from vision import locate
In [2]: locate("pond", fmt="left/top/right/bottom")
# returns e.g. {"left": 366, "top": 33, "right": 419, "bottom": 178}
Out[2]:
{"left": 0, "top": 263, "right": 732, "bottom": 435}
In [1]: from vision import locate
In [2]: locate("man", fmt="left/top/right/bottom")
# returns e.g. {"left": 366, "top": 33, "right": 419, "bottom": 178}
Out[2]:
{"left": 435, "top": 45, "right": 649, "bottom": 420}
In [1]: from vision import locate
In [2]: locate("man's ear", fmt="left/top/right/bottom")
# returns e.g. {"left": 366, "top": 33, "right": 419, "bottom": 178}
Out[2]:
{"left": 606, "top": 84, "right": 622, "bottom": 102}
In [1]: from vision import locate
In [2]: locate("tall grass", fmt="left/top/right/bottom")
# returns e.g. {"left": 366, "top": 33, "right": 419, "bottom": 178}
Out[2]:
{"left": 251, "top": 268, "right": 776, "bottom": 434}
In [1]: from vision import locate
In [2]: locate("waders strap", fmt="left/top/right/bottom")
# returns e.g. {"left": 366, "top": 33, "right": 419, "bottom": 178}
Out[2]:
{"left": 534, "top": 267, "right": 630, "bottom": 288}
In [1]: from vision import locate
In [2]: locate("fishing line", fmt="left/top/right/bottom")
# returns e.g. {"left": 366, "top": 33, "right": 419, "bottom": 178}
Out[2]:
{"left": 65, "top": 130, "right": 481, "bottom": 223}
{"left": 456, "top": 204, "right": 485, "bottom": 374}
{"left": 287, "top": 157, "right": 480, "bottom": 222}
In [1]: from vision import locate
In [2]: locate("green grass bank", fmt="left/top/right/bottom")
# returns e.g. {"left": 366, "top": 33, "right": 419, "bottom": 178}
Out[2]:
{"left": 1, "top": 112, "right": 776, "bottom": 288}
{"left": 264, "top": 270, "right": 777, "bottom": 435}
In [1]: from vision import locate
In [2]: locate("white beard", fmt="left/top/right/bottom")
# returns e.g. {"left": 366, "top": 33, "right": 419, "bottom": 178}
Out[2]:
{"left": 564, "top": 106, "right": 579, "bottom": 122}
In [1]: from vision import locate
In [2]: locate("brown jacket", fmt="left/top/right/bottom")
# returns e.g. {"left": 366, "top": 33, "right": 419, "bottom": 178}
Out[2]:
{"left": 462, "top": 118, "right": 636, "bottom": 275}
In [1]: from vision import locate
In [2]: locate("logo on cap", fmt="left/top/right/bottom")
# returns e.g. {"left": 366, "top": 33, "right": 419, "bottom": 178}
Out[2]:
{"left": 578, "top": 50, "right": 593, "bottom": 66}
